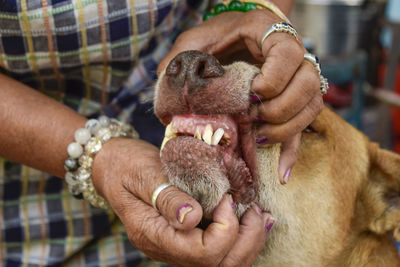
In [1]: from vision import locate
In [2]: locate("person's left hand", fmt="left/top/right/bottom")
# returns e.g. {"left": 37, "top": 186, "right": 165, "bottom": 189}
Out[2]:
{"left": 157, "top": 9, "right": 323, "bottom": 184}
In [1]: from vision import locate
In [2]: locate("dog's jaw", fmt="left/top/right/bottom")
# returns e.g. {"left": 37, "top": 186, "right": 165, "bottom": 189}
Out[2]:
{"left": 156, "top": 61, "right": 276, "bottom": 217}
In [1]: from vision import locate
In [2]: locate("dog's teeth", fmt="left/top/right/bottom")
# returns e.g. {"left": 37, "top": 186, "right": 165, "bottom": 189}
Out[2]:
{"left": 203, "top": 124, "right": 213, "bottom": 145}
{"left": 188, "top": 121, "right": 194, "bottom": 130}
{"left": 211, "top": 128, "right": 225, "bottom": 145}
{"left": 194, "top": 127, "right": 202, "bottom": 140}
{"left": 224, "top": 133, "right": 231, "bottom": 144}
{"left": 165, "top": 123, "right": 176, "bottom": 138}
{"left": 160, "top": 137, "right": 168, "bottom": 153}
{"left": 160, "top": 124, "right": 177, "bottom": 155}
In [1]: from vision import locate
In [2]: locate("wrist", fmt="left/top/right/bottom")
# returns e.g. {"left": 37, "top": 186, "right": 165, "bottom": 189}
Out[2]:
{"left": 91, "top": 137, "right": 125, "bottom": 198}
{"left": 64, "top": 117, "right": 139, "bottom": 209}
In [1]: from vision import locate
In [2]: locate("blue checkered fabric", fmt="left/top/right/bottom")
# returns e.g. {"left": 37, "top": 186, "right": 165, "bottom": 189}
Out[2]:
{"left": 0, "top": 0, "right": 210, "bottom": 266}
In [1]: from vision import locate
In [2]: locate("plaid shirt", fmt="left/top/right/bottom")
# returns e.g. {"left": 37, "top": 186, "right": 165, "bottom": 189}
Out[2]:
{"left": 0, "top": 0, "right": 209, "bottom": 266}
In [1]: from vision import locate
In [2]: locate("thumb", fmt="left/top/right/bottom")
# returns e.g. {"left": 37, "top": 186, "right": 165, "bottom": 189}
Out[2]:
{"left": 155, "top": 183, "right": 203, "bottom": 230}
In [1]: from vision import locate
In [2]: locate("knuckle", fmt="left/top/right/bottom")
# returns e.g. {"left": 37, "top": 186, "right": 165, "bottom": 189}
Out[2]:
{"left": 158, "top": 188, "right": 180, "bottom": 214}
{"left": 278, "top": 39, "right": 303, "bottom": 62}
{"left": 291, "top": 42, "right": 305, "bottom": 60}
{"left": 310, "top": 76, "right": 322, "bottom": 96}
{"left": 258, "top": 80, "right": 281, "bottom": 98}
{"left": 311, "top": 95, "right": 324, "bottom": 115}
{"left": 265, "top": 103, "right": 292, "bottom": 123}
{"left": 305, "top": 69, "right": 321, "bottom": 91}
{"left": 265, "top": 129, "right": 283, "bottom": 142}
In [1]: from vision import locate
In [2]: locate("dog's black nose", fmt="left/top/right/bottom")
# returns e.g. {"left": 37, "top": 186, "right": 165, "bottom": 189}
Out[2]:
{"left": 165, "top": 50, "right": 225, "bottom": 93}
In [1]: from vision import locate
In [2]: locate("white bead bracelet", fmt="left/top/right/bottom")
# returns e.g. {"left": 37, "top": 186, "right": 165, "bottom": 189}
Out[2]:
{"left": 64, "top": 115, "right": 139, "bottom": 209}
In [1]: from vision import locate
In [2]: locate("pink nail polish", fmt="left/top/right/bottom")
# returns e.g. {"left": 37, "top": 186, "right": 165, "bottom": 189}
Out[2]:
{"left": 227, "top": 194, "right": 235, "bottom": 211}
{"left": 250, "top": 94, "right": 260, "bottom": 103}
{"left": 283, "top": 169, "right": 291, "bottom": 184}
{"left": 256, "top": 136, "right": 269, "bottom": 145}
{"left": 177, "top": 204, "right": 193, "bottom": 224}
{"left": 255, "top": 115, "right": 266, "bottom": 122}
{"left": 266, "top": 221, "right": 274, "bottom": 232}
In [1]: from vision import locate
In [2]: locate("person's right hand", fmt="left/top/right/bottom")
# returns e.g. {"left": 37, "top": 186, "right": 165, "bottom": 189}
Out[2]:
{"left": 91, "top": 137, "right": 274, "bottom": 266}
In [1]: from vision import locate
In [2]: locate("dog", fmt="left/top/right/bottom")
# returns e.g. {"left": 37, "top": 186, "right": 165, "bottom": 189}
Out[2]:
{"left": 154, "top": 50, "right": 400, "bottom": 266}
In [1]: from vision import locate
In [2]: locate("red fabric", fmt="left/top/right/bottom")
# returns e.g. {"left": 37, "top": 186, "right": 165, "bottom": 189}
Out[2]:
{"left": 378, "top": 51, "right": 400, "bottom": 152}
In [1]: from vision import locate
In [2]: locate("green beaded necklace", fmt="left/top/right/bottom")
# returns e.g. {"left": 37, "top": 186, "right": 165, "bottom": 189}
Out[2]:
{"left": 203, "top": 1, "right": 257, "bottom": 21}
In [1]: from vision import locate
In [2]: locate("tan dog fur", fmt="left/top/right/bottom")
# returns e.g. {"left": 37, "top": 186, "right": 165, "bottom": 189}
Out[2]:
{"left": 155, "top": 59, "right": 400, "bottom": 266}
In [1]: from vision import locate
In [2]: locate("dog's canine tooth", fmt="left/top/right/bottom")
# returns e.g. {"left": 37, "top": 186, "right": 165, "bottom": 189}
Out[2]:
{"left": 165, "top": 123, "right": 176, "bottom": 138}
{"left": 211, "top": 128, "right": 225, "bottom": 145}
{"left": 203, "top": 124, "right": 213, "bottom": 145}
{"left": 160, "top": 124, "right": 176, "bottom": 154}
{"left": 194, "top": 126, "right": 202, "bottom": 140}
{"left": 160, "top": 136, "right": 169, "bottom": 153}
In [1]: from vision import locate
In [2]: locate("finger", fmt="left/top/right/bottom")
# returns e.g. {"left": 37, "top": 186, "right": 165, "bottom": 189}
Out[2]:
{"left": 252, "top": 34, "right": 304, "bottom": 99}
{"left": 156, "top": 185, "right": 203, "bottom": 230}
{"left": 119, "top": 193, "right": 239, "bottom": 266}
{"left": 257, "top": 61, "right": 321, "bottom": 124}
{"left": 113, "top": 140, "right": 202, "bottom": 231}
{"left": 257, "top": 94, "right": 324, "bottom": 142}
{"left": 131, "top": 168, "right": 203, "bottom": 231}
{"left": 278, "top": 133, "right": 301, "bottom": 185}
{"left": 202, "top": 194, "right": 239, "bottom": 256}
{"left": 220, "top": 205, "right": 274, "bottom": 267}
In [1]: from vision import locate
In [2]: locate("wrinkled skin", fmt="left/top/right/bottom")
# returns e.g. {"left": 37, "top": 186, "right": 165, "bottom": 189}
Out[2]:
{"left": 155, "top": 55, "right": 400, "bottom": 266}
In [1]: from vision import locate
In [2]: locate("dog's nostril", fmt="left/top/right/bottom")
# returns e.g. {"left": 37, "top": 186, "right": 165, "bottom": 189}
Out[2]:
{"left": 196, "top": 60, "right": 206, "bottom": 78}
{"left": 165, "top": 50, "right": 225, "bottom": 92}
{"left": 166, "top": 59, "right": 181, "bottom": 77}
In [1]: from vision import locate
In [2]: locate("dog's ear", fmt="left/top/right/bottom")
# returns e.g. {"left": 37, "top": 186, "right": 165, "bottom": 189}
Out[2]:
{"left": 365, "top": 143, "right": 400, "bottom": 241}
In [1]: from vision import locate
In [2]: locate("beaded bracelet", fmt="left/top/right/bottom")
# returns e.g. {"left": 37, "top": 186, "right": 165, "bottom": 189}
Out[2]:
{"left": 64, "top": 116, "right": 139, "bottom": 209}
{"left": 203, "top": 0, "right": 290, "bottom": 23}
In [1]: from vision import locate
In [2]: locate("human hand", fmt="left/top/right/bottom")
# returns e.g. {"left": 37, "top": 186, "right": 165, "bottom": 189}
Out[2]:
{"left": 157, "top": 9, "right": 323, "bottom": 185}
{"left": 91, "top": 138, "right": 273, "bottom": 266}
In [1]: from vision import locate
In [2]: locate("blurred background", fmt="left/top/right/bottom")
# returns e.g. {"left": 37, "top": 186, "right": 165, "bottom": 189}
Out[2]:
{"left": 290, "top": 0, "right": 400, "bottom": 153}
{"left": 292, "top": 0, "right": 400, "bottom": 252}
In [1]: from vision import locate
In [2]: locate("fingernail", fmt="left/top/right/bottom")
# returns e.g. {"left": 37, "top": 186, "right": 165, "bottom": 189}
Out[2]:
{"left": 255, "top": 115, "right": 265, "bottom": 122}
{"left": 256, "top": 136, "right": 269, "bottom": 145}
{"left": 177, "top": 204, "right": 193, "bottom": 224}
{"left": 266, "top": 221, "right": 275, "bottom": 232}
{"left": 283, "top": 169, "right": 291, "bottom": 184}
{"left": 228, "top": 194, "right": 235, "bottom": 211}
{"left": 254, "top": 204, "right": 262, "bottom": 215}
{"left": 250, "top": 94, "right": 260, "bottom": 103}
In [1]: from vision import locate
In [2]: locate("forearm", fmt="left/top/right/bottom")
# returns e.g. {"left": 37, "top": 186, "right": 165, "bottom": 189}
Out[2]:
{"left": 0, "top": 74, "right": 87, "bottom": 178}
